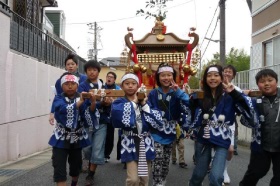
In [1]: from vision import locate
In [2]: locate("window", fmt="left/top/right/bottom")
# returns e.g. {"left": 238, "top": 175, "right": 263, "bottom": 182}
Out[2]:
{"left": 264, "top": 36, "right": 280, "bottom": 66}
{"left": 264, "top": 41, "right": 273, "bottom": 66}
{"left": 274, "top": 37, "right": 280, "bottom": 65}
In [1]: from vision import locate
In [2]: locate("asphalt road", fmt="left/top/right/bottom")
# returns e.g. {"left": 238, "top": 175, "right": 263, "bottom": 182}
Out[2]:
{"left": 2, "top": 134, "right": 272, "bottom": 186}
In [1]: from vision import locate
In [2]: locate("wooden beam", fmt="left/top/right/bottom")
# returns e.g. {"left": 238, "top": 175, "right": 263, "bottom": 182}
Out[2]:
{"left": 82, "top": 89, "right": 262, "bottom": 101}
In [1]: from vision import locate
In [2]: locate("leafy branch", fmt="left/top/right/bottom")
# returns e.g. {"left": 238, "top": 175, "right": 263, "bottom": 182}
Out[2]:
{"left": 136, "top": 0, "right": 172, "bottom": 20}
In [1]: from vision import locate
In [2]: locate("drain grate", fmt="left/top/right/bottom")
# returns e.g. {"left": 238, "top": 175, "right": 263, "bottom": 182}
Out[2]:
{"left": 0, "top": 169, "right": 25, "bottom": 176}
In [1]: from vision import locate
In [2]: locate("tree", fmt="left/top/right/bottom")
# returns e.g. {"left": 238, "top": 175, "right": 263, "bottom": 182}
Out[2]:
{"left": 226, "top": 48, "right": 250, "bottom": 71}
{"left": 136, "top": 0, "right": 172, "bottom": 20}
{"left": 205, "top": 47, "right": 250, "bottom": 71}
{"left": 188, "top": 76, "right": 200, "bottom": 89}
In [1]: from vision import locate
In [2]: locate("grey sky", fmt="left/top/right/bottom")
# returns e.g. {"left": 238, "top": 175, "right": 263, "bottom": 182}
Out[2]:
{"left": 49, "top": 0, "right": 252, "bottom": 62}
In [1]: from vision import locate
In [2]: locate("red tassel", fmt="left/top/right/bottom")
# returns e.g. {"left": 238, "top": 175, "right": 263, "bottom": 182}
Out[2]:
{"left": 131, "top": 44, "right": 142, "bottom": 85}
{"left": 184, "top": 72, "right": 189, "bottom": 83}
{"left": 162, "top": 26, "right": 167, "bottom": 34}
{"left": 186, "top": 43, "right": 193, "bottom": 65}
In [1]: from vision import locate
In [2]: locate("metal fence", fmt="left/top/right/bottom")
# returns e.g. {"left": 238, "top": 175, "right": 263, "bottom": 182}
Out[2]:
{"left": 233, "top": 64, "right": 280, "bottom": 90}
{"left": 9, "top": 8, "right": 86, "bottom": 74}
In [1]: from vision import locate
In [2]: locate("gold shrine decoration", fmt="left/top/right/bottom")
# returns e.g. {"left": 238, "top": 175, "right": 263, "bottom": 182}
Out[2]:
{"left": 191, "top": 48, "right": 201, "bottom": 65}
{"left": 133, "top": 64, "right": 147, "bottom": 73}
{"left": 156, "top": 34, "right": 165, "bottom": 41}
{"left": 182, "top": 64, "right": 197, "bottom": 76}
{"left": 137, "top": 53, "right": 185, "bottom": 64}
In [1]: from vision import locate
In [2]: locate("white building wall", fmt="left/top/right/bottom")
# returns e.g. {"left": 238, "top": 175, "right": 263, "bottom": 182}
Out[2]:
{"left": 249, "top": 43, "right": 263, "bottom": 89}
{"left": 251, "top": 43, "right": 263, "bottom": 69}
{"left": 0, "top": 12, "right": 65, "bottom": 164}
{"left": 237, "top": 116, "right": 253, "bottom": 144}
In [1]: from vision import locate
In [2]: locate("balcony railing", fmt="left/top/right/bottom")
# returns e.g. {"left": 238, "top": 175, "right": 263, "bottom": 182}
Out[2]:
{"left": 233, "top": 64, "right": 280, "bottom": 90}
{"left": 8, "top": 7, "right": 86, "bottom": 73}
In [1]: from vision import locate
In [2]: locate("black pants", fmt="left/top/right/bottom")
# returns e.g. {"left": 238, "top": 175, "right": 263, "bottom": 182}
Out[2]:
{"left": 52, "top": 147, "right": 82, "bottom": 182}
{"left": 239, "top": 149, "right": 280, "bottom": 186}
{"left": 117, "top": 132, "right": 121, "bottom": 160}
{"left": 104, "top": 123, "right": 115, "bottom": 159}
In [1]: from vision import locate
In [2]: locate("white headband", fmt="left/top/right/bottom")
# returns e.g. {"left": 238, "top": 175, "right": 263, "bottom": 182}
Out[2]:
{"left": 120, "top": 73, "right": 139, "bottom": 84}
{"left": 61, "top": 74, "right": 79, "bottom": 86}
{"left": 158, "top": 66, "right": 174, "bottom": 74}
{"left": 207, "top": 67, "right": 219, "bottom": 73}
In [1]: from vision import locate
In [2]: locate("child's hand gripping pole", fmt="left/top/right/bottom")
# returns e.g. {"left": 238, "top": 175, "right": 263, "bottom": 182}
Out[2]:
{"left": 137, "top": 84, "right": 148, "bottom": 106}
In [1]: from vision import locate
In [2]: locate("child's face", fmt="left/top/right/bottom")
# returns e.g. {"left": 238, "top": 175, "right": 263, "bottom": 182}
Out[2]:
{"left": 65, "top": 59, "right": 78, "bottom": 73}
{"left": 257, "top": 75, "right": 278, "bottom": 96}
{"left": 206, "top": 72, "right": 222, "bottom": 90}
{"left": 223, "top": 68, "right": 234, "bottom": 82}
{"left": 121, "top": 79, "right": 138, "bottom": 96}
{"left": 62, "top": 82, "right": 78, "bottom": 97}
{"left": 159, "top": 71, "right": 173, "bottom": 88}
{"left": 86, "top": 67, "right": 99, "bottom": 81}
{"left": 106, "top": 74, "right": 115, "bottom": 85}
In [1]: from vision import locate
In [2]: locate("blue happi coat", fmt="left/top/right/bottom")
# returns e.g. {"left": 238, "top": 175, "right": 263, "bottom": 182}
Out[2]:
{"left": 49, "top": 93, "right": 100, "bottom": 149}
{"left": 50, "top": 72, "right": 87, "bottom": 113}
{"left": 78, "top": 79, "right": 111, "bottom": 126}
{"left": 111, "top": 97, "right": 164, "bottom": 163}
{"left": 238, "top": 92, "right": 280, "bottom": 152}
{"left": 148, "top": 88, "right": 191, "bottom": 145}
{"left": 240, "top": 113, "right": 261, "bottom": 151}
{"left": 189, "top": 90, "right": 256, "bottom": 149}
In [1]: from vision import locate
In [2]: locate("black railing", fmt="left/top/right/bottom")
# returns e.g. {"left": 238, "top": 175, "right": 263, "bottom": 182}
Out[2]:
{"left": 0, "top": 1, "right": 10, "bottom": 16}
{"left": 8, "top": 8, "right": 86, "bottom": 73}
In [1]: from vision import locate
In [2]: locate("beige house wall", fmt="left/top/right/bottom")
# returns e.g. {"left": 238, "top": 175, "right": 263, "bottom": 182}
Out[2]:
{"left": 252, "top": 1, "right": 280, "bottom": 44}
{"left": 99, "top": 67, "right": 127, "bottom": 85}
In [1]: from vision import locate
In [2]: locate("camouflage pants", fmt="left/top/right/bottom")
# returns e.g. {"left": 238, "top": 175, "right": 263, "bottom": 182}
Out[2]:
{"left": 152, "top": 142, "right": 173, "bottom": 186}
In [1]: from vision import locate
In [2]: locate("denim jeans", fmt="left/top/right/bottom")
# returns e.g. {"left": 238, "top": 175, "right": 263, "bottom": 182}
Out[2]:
{"left": 83, "top": 124, "right": 107, "bottom": 164}
{"left": 189, "top": 142, "right": 228, "bottom": 186}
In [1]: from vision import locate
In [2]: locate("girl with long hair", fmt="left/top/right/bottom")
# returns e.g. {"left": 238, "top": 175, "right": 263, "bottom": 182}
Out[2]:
{"left": 188, "top": 64, "right": 255, "bottom": 186}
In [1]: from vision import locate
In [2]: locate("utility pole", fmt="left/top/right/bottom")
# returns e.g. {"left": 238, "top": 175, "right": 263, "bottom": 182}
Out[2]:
{"left": 94, "top": 22, "right": 97, "bottom": 61}
{"left": 87, "top": 22, "right": 102, "bottom": 61}
{"left": 219, "top": 0, "right": 226, "bottom": 67}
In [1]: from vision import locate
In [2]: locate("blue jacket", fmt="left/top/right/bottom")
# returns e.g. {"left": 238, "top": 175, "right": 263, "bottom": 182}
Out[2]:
{"left": 148, "top": 88, "right": 190, "bottom": 145}
{"left": 48, "top": 93, "right": 99, "bottom": 149}
{"left": 100, "top": 83, "right": 121, "bottom": 124}
{"left": 111, "top": 97, "right": 164, "bottom": 163}
{"left": 78, "top": 80, "right": 120, "bottom": 124}
{"left": 189, "top": 89, "right": 256, "bottom": 149}
{"left": 240, "top": 88, "right": 280, "bottom": 152}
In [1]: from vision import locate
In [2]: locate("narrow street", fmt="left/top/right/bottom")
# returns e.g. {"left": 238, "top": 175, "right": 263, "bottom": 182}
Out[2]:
{"left": 1, "top": 134, "right": 272, "bottom": 186}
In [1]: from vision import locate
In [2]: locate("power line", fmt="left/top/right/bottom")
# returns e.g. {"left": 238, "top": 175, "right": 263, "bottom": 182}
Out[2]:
{"left": 200, "top": 11, "right": 219, "bottom": 60}
{"left": 199, "top": 3, "right": 219, "bottom": 50}
{"left": 66, "top": 0, "right": 194, "bottom": 25}
{"left": 162, "top": 0, "right": 194, "bottom": 11}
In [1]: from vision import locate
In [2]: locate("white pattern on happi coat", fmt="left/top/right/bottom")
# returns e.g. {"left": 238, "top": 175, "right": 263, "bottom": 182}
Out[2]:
{"left": 66, "top": 103, "right": 75, "bottom": 128}
{"left": 122, "top": 102, "right": 132, "bottom": 127}
{"left": 209, "top": 114, "right": 232, "bottom": 140}
{"left": 162, "top": 119, "right": 176, "bottom": 134}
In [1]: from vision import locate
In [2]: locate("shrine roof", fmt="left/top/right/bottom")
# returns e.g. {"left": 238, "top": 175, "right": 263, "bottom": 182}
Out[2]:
{"left": 133, "top": 33, "right": 189, "bottom": 47}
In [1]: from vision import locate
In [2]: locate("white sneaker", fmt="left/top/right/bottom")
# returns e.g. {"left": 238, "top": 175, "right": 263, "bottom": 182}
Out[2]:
{"left": 223, "top": 170, "right": 230, "bottom": 184}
